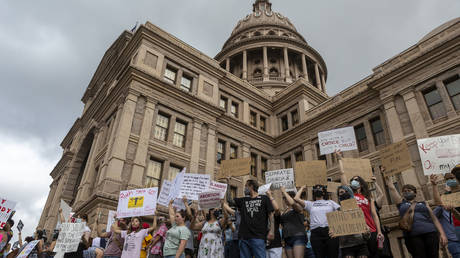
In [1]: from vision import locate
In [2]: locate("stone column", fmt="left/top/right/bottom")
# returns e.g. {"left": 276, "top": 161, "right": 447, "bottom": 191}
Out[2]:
{"left": 99, "top": 106, "right": 123, "bottom": 185}
{"left": 225, "top": 58, "right": 230, "bottom": 72}
{"left": 303, "top": 143, "right": 314, "bottom": 161}
{"left": 242, "top": 50, "right": 248, "bottom": 80}
{"left": 301, "top": 54, "right": 309, "bottom": 82}
{"left": 436, "top": 81, "right": 457, "bottom": 118}
{"left": 205, "top": 125, "right": 217, "bottom": 178}
{"left": 243, "top": 101, "right": 250, "bottom": 124}
{"left": 129, "top": 100, "right": 156, "bottom": 188}
{"left": 321, "top": 73, "right": 326, "bottom": 92}
{"left": 270, "top": 115, "right": 277, "bottom": 137}
{"left": 167, "top": 115, "right": 177, "bottom": 145}
{"left": 189, "top": 119, "right": 203, "bottom": 173}
{"left": 403, "top": 90, "right": 428, "bottom": 138}
{"left": 38, "top": 182, "right": 57, "bottom": 229}
{"left": 314, "top": 63, "right": 321, "bottom": 90}
{"left": 263, "top": 46, "right": 269, "bottom": 81}
{"left": 44, "top": 173, "right": 67, "bottom": 231}
{"left": 363, "top": 120, "right": 376, "bottom": 153}
{"left": 283, "top": 47, "right": 291, "bottom": 82}
{"left": 298, "top": 99, "right": 309, "bottom": 123}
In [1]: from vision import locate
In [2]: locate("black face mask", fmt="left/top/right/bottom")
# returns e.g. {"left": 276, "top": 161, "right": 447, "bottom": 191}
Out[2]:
{"left": 206, "top": 214, "right": 211, "bottom": 221}
{"left": 339, "top": 192, "right": 351, "bottom": 201}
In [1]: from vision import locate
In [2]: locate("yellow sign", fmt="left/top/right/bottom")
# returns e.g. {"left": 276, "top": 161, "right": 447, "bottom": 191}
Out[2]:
{"left": 128, "top": 196, "right": 144, "bottom": 208}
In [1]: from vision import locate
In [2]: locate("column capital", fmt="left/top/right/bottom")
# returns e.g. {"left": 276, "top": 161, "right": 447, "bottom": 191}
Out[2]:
{"left": 193, "top": 118, "right": 204, "bottom": 128}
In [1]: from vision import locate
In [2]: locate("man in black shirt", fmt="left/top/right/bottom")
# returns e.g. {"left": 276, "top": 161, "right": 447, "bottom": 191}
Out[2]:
{"left": 234, "top": 179, "right": 275, "bottom": 258}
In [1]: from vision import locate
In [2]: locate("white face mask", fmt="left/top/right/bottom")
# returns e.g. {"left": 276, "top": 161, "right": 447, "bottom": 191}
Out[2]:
{"left": 76, "top": 218, "right": 82, "bottom": 223}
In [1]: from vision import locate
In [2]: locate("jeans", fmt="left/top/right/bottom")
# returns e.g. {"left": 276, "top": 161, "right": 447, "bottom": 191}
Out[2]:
{"left": 284, "top": 235, "right": 306, "bottom": 249}
{"left": 239, "top": 239, "right": 266, "bottom": 258}
{"left": 230, "top": 240, "right": 241, "bottom": 258}
{"left": 404, "top": 231, "right": 440, "bottom": 258}
{"left": 448, "top": 240, "right": 460, "bottom": 258}
{"left": 224, "top": 241, "right": 232, "bottom": 258}
{"left": 456, "top": 227, "right": 460, "bottom": 244}
{"left": 304, "top": 247, "right": 316, "bottom": 258}
{"left": 310, "top": 227, "right": 339, "bottom": 258}
{"left": 164, "top": 255, "right": 185, "bottom": 258}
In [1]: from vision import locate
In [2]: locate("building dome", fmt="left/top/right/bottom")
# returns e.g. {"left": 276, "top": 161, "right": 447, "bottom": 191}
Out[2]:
{"left": 215, "top": 0, "right": 327, "bottom": 96}
{"left": 419, "top": 17, "right": 459, "bottom": 43}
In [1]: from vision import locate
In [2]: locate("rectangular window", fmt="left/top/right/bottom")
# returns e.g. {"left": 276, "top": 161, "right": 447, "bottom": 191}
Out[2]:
{"left": 444, "top": 75, "right": 460, "bottom": 111}
{"left": 354, "top": 124, "right": 368, "bottom": 152}
{"left": 284, "top": 156, "right": 292, "bottom": 168}
{"left": 260, "top": 116, "right": 267, "bottom": 132}
{"left": 261, "top": 157, "right": 268, "bottom": 180}
{"left": 168, "top": 165, "right": 182, "bottom": 181}
{"left": 251, "top": 153, "right": 258, "bottom": 177}
{"left": 291, "top": 110, "right": 299, "bottom": 126}
{"left": 230, "top": 145, "right": 238, "bottom": 159}
{"left": 370, "top": 117, "right": 385, "bottom": 146}
{"left": 145, "top": 159, "right": 162, "bottom": 187}
{"left": 164, "top": 66, "right": 177, "bottom": 84}
{"left": 217, "top": 140, "right": 226, "bottom": 164}
{"left": 180, "top": 75, "right": 192, "bottom": 92}
{"left": 231, "top": 102, "right": 239, "bottom": 118}
{"left": 423, "top": 87, "right": 447, "bottom": 120}
{"left": 250, "top": 111, "right": 257, "bottom": 127}
{"left": 295, "top": 152, "right": 303, "bottom": 162}
{"left": 220, "top": 97, "right": 228, "bottom": 111}
{"left": 173, "top": 120, "right": 187, "bottom": 147}
{"left": 154, "top": 113, "right": 169, "bottom": 141}
{"left": 281, "top": 115, "right": 288, "bottom": 131}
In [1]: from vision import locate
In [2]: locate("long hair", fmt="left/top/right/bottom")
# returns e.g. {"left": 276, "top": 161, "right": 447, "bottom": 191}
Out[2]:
{"left": 128, "top": 217, "right": 142, "bottom": 233}
{"left": 350, "top": 176, "right": 370, "bottom": 200}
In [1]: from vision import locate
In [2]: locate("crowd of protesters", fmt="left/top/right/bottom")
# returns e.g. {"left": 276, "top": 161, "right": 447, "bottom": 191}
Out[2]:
{"left": 1, "top": 154, "right": 460, "bottom": 258}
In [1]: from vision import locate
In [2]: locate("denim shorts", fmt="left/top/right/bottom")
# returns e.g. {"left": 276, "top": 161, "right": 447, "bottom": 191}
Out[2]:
{"left": 284, "top": 235, "right": 306, "bottom": 249}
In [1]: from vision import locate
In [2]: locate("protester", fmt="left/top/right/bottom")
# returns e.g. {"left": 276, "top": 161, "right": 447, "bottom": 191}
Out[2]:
{"left": 222, "top": 200, "right": 241, "bottom": 258}
{"left": 223, "top": 219, "right": 235, "bottom": 258}
{"left": 303, "top": 220, "right": 315, "bottom": 258}
{"left": 163, "top": 200, "right": 191, "bottom": 258}
{"left": 279, "top": 187, "right": 306, "bottom": 258}
{"left": 265, "top": 190, "right": 283, "bottom": 258}
{"left": 96, "top": 216, "right": 127, "bottom": 258}
{"left": 181, "top": 197, "right": 196, "bottom": 258}
{"left": 141, "top": 223, "right": 153, "bottom": 258}
{"left": 337, "top": 152, "right": 384, "bottom": 258}
{"left": 148, "top": 216, "right": 169, "bottom": 258}
{"left": 450, "top": 165, "right": 460, "bottom": 241}
{"left": 232, "top": 179, "right": 275, "bottom": 258}
{"left": 111, "top": 216, "right": 157, "bottom": 258}
{"left": 371, "top": 173, "right": 393, "bottom": 258}
{"left": 385, "top": 174, "right": 447, "bottom": 258}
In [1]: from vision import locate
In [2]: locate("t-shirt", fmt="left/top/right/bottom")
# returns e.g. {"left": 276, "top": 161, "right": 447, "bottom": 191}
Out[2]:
{"left": 397, "top": 201, "right": 437, "bottom": 236}
{"left": 120, "top": 228, "right": 149, "bottom": 258}
{"left": 104, "top": 231, "right": 124, "bottom": 256}
{"left": 184, "top": 221, "right": 194, "bottom": 250}
{"left": 354, "top": 193, "right": 377, "bottom": 232}
{"left": 304, "top": 200, "right": 340, "bottom": 230}
{"left": 267, "top": 214, "right": 282, "bottom": 249}
{"left": 235, "top": 195, "right": 274, "bottom": 240}
{"left": 224, "top": 227, "right": 233, "bottom": 242}
{"left": 163, "top": 224, "right": 191, "bottom": 257}
{"left": 280, "top": 209, "right": 306, "bottom": 238}
{"left": 434, "top": 207, "right": 458, "bottom": 242}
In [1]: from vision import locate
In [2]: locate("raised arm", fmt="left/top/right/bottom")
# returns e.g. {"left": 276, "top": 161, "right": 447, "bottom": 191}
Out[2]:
{"left": 147, "top": 215, "right": 158, "bottom": 233}
{"left": 370, "top": 199, "right": 384, "bottom": 241}
{"left": 281, "top": 187, "right": 303, "bottom": 213}
{"left": 96, "top": 218, "right": 110, "bottom": 238}
{"left": 266, "top": 190, "right": 280, "bottom": 215}
{"left": 293, "top": 185, "right": 307, "bottom": 208}
{"left": 372, "top": 176, "right": 384, "bottom": 208}
{"left": 426, "top": 204, "right": 448, "bottom": 247}
{"left": 18, "top": 232, "right": 23, "bottom": 247}
{"left": 169, "top": 200, "right": 176, "bottom": 225}
{"left": 222, "top": 199, "right": 235, "bottom": 216}
{"left": 335, "top": 151, "right": 347, "bottom": 186}
{"left": 58, "top": 208, "right": 66, "bottom": 223}
{"left": 384, "top": 172, "right": 403, "bottom": 205}
{"left": 219, "top": 200, "right": 229, "bottom": 227}
{"left": 430, "top": 175, "right": 442, "bottom": 206}
{"left": 183, "top": 196, "right": 193, "bottom": 220}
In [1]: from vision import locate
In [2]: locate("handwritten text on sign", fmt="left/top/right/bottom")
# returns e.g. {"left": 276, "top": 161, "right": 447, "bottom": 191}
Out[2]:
{"left": 178, "top": 173, "right": 211, "bottom": 201}
{"left": 54, "top": 223, "right": 86, "bottom": 253}
{"left": 117, "top": 187, "right": 158, "bottom": 218}
{"left": 157, "top": 180, "right": 172, "bottom": 207}
{"left": 380, "top": 140, "right": 413, "bottom": 176}
{"left": 318, "top": 127, "right": 357, "bottom": 155}
{"left": 417, "top": 134, "right": 460, "bottom": 175}
{"left": 265, "top": 169, "right": 296, "bottom": 192}
{"left": 0, "top": 198, "right": 16, "bottom": 229}
{"left": 199, "top": 192, "right": 221, "bottom": 209}
{"left": 326, "top": 209, "right": 368, "bottom": 237}
{"left": 207, "top": 181, "right": 227, "bottom": 199}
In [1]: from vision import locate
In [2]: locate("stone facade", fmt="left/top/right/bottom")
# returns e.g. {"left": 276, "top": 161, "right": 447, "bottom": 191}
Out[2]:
{"left": 37, "top": 1, "right": 460, "bottom": 256}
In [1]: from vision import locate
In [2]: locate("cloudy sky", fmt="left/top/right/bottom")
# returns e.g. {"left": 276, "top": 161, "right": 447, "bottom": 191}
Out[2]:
{"left": 1, "top": 0, "right": 459, "bottom": 243}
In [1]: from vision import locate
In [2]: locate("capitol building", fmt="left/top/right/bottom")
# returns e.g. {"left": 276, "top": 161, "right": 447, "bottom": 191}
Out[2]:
{"left": 38, "top": 1, "right": 460, "bottom": 256}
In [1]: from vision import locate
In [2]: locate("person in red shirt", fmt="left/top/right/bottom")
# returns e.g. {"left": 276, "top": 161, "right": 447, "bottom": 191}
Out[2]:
{"left": 336, "top": 151, "right": 384, "bottom": 258}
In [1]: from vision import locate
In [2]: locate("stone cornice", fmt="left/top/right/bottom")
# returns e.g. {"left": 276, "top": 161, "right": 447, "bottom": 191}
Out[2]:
{"left": 50, "top": 150, "right": 74, "bottom": 179}
{"left": 217, "top": 115, "right": 275, "bottom": 147}
{"left": 60, "top": 118, "right": 81, "bottom": 149}
{"left": 272, "top": 78, "right": 329, "bottom": 110}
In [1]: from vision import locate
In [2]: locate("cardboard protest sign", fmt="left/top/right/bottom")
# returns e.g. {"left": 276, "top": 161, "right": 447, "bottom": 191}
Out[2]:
{"left": 318, "top": 127, "right": 358, "bottom": 155}
{"left": 441, "top": 192, "right": 460, "bottom": 208}
{"left": 265, "top": 168, "right": 296, "bottom": 192}
{"left": 327, "top": 182, "right": 342, "bottom": 192}
{"left": 295, "top": 161, "right": 327, "bottom": 187}
{"left": 417, "top": 134, "right": 460, "bottom": 175}
{"left": 157, "top": 180, "right": 173, "bottom": 207}
{"left": 198, "top": 192, "right": 221, "bottom": 209}
{"left": 17, "top": 240, "right": 40, "bottom": 258}
{"left": 342, "top": 158, "right": 373, "bottom": 182}
{"left": 176, "top": 173, "right": 211, "bottom": 201}
{"left": 207, "top": 181, "right": 228, "bottom": 199}
{"left": 218, "top": 157, "right": 251, "bottom": 178}
{"left": 17, "top": 220, "right": 24, "bottom": 232}
{"left": 117, "top": 187, "right": 158, "bottom": 218}
{"left": 326, "top": 209, "right": 368, "bottom": 237}
{"left": 380, "top": 140, "right": 413, "bottom": 176}
{"left": 106, "top": 210, "right": 116, "bottom": 233}
{"left": 258, "top": 183, "right": 272, "bottom": 195}
{"left": 340, "top": 198, "right": 359, "bottom": 211}
{"left": 0, "top": 198, "right": 16, "bottom": 229}
{"left": 54, "top": 223, "right": 86, "bottom": 253}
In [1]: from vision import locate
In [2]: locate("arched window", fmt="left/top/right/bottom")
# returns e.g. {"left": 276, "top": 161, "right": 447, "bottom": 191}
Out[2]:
{"left": 268, "top": 30, "right": 276, "bottom": 36}
{"left": 253, "top": 68, "right": 262, "bottom": 77}
{"left": 253, "top": 31, "right": 262, "bottom": 37}
{"left": 282, "top": 33, "right": 289, "bottom": 37}
{"left": 269, "top": 68, "right": 279, "bottom": 77}
{"left": 270, "top": 58, "right": 277, "bottom": 64}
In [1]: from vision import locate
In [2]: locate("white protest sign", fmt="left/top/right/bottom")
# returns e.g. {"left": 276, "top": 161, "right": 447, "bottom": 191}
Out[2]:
{"left": 198, "top": 192, "right": 221, "bottom": 209}
{"left": 117, "top": 187, "right": 158, "bottom": 218}
{"left": 56, "top": 199, "right": 72, "bottom": 229}
{"left": 106, "top": 210, "right": 116, "bottom": 233}
{"left": 417, "top": 134, "right": 460, "bottom": 175}
{"left": 265, "top": 169, "right": 296, "bottom": 192}
{"left": 54, "top": 223, "right": 86, "bottom": 253}
{"left": 157, "top": 180, "right": 173, "bottom": 207}
{"left": 318, "top": 127, "right": 357, "bottom": 155}
{"left": 17, "top": 240, "right": 40, "bottom": 258}
{"left": 0, "top": 197, "right": 16, "bottom": 229}
{"left": 258, "top": 183, "right": 272, "bottom": 195}
{"left": 177, "top": 173, "right": 211, "bottom": 201}
{"left": 168, "top": 169, "right": 186, "bottom": 201}
{"left": 207, "top": 181, "right": 227, "bottom": 199}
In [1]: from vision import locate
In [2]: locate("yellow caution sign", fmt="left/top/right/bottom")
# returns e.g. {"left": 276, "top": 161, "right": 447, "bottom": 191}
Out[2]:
{"left": 128, "top": 196, "right": 144, "bottom": 208}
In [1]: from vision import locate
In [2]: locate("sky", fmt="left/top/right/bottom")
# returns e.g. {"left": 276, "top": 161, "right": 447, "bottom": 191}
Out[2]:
{"left": 0, "top": 0, "right": 459, "bottom": 244}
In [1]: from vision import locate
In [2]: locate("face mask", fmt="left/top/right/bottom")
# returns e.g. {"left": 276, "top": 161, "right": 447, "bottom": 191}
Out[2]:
{"left": 244, "top": 188, "right": 251, "bottom": 196}
{"left": 446, "top": 179, "right": 458, "bottom": 188}
{"left": 206, "top": 214, "right": 211, "bottom": 221}
{"left": 76, "top": 218, "right": 82, "bottom": 223}
{"left": 339, "top": 192, "right": 351, "bottom": 201}
{"left": 350, "top": 180, "right": 360, "bottom": 190}
{"left": 403, "top": 192, "right": 416, "bottom": 201}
